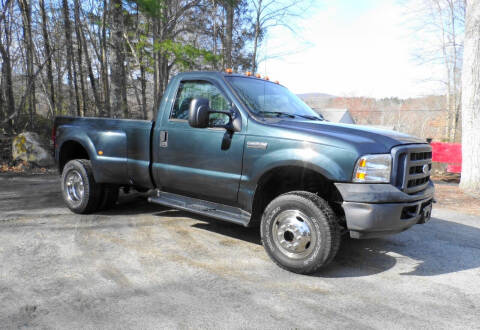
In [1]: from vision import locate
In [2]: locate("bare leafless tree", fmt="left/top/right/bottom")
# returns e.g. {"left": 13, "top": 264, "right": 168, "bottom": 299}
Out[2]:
{"left": 39, "top": 0, "right": 55, "bottom": 117}
{"left": 460, "top": 0, "right": 480, "bottom": 194}
{"left": 0, "top": 0, "right": 15, "bottom": 134}
{"left": 18, "top": 0, "right": 36, "bottom": 128}
{"left": 406, "top": 0, "right": 465, "bottom": 142}
{"left": 110, "top": 0, "right": 128, "bottom": 118}
{"left": 250, "top": 0, "right": 311, "bottom": 73}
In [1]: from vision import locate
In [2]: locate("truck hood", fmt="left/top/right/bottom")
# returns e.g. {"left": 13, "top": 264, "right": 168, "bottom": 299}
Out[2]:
{"left": 269, "top": 119, "right": 426, "bottom": 153}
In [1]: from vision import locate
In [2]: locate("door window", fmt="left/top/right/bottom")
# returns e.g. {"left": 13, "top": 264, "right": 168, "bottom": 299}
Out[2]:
{"left": 171, "top": 80, "right": 230, "bottom": 125}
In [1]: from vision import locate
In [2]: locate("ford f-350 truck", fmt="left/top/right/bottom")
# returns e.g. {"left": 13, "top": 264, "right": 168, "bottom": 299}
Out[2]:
{"left": 54, "top": 71, "right": 434, "bottom": 274}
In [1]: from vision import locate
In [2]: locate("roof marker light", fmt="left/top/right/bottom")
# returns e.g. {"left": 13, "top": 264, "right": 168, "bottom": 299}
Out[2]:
{"left": 225, "top": 68, "right": 233, "bottom": 74}
{"left": 255, "top": 73, "right": 261, "bottom": 78}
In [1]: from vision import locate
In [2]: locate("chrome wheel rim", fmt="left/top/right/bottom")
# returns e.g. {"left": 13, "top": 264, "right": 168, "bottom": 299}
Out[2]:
{"left": 272, "top": 210, "right": 317, "bottom": 259}
{"left": 65, "top": 170, "right": 84, "bottom": 204}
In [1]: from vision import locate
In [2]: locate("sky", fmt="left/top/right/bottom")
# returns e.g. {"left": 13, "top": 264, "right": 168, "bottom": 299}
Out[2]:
{"left": 259, "top": 0, "right": 444, "bottom": 99}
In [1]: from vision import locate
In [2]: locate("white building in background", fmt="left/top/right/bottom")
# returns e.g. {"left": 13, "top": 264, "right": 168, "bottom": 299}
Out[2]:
{"left": 316, "top": 108, "right": 355, "bottom": 124}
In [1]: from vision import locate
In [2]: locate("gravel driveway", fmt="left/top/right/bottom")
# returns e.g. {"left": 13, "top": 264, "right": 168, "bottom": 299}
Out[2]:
{"left": 1, "top": 174, "right": 479, "bottom": 329}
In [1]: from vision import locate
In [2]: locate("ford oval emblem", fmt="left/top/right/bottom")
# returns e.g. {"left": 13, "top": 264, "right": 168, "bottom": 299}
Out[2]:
{"left": 423, "top": 164, "right": 429, "bottom": 175}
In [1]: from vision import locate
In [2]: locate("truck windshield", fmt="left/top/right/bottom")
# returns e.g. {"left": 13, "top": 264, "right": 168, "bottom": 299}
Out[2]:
{"left": 226, "top": 76, "right": 322, "bottom": 120}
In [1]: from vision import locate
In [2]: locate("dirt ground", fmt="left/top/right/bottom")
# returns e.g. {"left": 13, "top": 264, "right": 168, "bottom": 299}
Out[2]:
{"left": 434, "top": 181, "right": 480, "bottom": 216}
{"left": 0, "top": 173, "right": 479, "bottom": 329}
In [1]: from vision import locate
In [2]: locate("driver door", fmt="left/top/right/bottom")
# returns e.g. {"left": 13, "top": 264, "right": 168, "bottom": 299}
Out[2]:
{"left": 155, "top": 80, "right": 245, "bottom": 205}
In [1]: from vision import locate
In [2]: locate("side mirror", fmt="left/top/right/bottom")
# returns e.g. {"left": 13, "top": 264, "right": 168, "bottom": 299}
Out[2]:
{"left": 188, "top": 98, "right": 211, "bottom": 128}
{"left": 188, "top": 97, "right": 242, "bottom": 132}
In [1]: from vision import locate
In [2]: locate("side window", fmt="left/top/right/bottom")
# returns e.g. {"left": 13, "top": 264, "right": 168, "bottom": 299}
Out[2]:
{"left": 171, "top": 80, "right": 230, "bottom": 125}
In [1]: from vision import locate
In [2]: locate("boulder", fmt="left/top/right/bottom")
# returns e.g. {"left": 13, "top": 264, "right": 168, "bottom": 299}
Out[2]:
{"left": 12, "top": 132, "right": 54, "bottom": 167}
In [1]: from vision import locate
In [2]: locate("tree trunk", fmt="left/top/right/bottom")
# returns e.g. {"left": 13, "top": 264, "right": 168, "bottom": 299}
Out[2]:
{"left": 18, "top": 0, "right": 35, "bottom": 129}
{"left": 0, "top": 66, "right": 4, "bottom": 123}
{"left": 62, "top": 0, "right": 77, "bottom": 116}
{"left": 55, "top": 46, "right": 63, "bottom": 115}
{"left": 0, "top": 4, "right": 15, "bottom": 134}
{"left": 79, "top": 17, "right": 102, "bottom": 116}
{"left": 100, "top": 0, "right": 111, "bottom": 117}
{"left": 225, "top": 2, "right": 234, "bottom": 69}
{"left": 74, "top": 0, "right": 87, "bottom": 116}
{"left": 140, "top": 64, "right": 147, "bottom": 119}
{"left": 110, "top": 0, "right": 128, "bottom": 118}
{"left": 0, "top": 44, "right": 15, "bottom": 134}
{"left": 137, "top": 12, "right": 147, "bottom": 119}
{"left": 39, "top": 0, "right": 55, "bottom": 118}
{"left": 252, "top": 0, "right": 262, "bottom": 73}
{"left": 153, "top": 14, "right": 166, "bottom": 112}
{"left": 212, "top": 0, "right": 218, "bottom": 69}
{"left": 460, "top": 0, "right": 480, "bottom": 194}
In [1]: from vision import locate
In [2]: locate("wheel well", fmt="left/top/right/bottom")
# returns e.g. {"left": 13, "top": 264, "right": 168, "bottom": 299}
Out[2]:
{"left": 59, "top": 141, "right": 89, "bottom": 173}
{"left": 251, "top": 166, "right": 344, "bottom": 226}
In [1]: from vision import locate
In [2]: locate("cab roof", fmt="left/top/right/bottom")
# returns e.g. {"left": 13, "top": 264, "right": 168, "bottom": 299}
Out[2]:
{"left": 174, "top": 71, "right": 279, "bottom": 84}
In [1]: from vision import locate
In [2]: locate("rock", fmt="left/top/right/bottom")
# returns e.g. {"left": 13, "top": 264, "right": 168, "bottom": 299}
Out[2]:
{"left": 12, "top": 132, "right": 54, "bottom": 167}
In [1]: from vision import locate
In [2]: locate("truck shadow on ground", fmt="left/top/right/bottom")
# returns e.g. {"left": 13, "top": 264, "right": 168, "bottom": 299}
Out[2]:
{"left": 96, "top": 197, "right": 480, "bottom": 278}
{"left": 150, "top": 207, "right": 480, "bottom": 278}
{"left": 153, "top": 208, "right": 263, "bottom": 246}
{"left": 320, "top": 216, "right": 480, "bottom": 278}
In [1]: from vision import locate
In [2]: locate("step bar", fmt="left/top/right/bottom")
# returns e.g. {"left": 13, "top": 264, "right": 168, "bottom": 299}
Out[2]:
{"left": 148, "top": 190, "right": 251, "bottom": 227}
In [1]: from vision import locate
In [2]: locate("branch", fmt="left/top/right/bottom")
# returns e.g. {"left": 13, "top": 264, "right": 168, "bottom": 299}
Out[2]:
{"left": 1, "top": 56, "right": 50, "bottom": 124}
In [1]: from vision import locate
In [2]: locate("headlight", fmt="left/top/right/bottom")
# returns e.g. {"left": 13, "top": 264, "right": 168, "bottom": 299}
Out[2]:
{"left": 353, "top": 154, "right": 392, "bottom": 183}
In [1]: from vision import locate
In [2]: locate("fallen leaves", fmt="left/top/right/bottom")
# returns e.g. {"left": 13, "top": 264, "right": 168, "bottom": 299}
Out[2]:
{"left": 0, "top": 161, "right": 49, "bottom": 174}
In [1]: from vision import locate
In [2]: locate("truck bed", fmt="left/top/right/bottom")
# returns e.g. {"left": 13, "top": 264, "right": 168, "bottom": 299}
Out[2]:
{"left": 55, "top": 116, "right": 154, "bottom": 188}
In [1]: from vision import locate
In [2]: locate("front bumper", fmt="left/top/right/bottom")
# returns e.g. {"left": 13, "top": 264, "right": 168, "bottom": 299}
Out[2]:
{"left": 334, "top": 181, "right": 435, "bottom": 239}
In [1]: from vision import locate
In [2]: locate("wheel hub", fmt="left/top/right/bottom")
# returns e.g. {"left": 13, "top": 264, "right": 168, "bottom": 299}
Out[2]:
{"left": 65, "top": 170, "right": 84, "bottom": 204}
{"left": 272, "top": 210, "right": 316, "bottom": 259}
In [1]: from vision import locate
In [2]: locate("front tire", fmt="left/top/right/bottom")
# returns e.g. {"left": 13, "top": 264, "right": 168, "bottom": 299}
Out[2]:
{"left": 61, "top": 159, "right": 102, "bottom": 214}
{"left": 260, "top": 191, "right": 341, "bottom": 274}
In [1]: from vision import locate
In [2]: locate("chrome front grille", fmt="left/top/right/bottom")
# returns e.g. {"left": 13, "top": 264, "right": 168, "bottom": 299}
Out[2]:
{"left": 392, "top": 144, "right": 433, "bottom": 194}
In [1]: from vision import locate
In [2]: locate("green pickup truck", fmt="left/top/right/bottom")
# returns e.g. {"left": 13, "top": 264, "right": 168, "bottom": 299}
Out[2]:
{"left": 54, "top": 71, "right": 434, "bottom": 274}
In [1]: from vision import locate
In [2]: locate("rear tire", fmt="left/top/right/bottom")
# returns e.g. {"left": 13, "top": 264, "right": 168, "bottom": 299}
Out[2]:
{"left": 61, "top": 159, "right": 102, "bottom": 214}
{"left": 260, "top": 191, "right": 341, "bottom": 274}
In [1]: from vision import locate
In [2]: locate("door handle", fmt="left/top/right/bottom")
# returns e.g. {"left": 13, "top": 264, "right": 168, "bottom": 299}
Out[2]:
{"left": 160, "top": 131, "right": 168, "bottom": 147}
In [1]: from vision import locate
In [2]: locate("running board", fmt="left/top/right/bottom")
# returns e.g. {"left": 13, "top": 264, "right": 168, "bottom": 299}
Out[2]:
{"left": 148, "top": 190, "right": 251, "bottom": 226}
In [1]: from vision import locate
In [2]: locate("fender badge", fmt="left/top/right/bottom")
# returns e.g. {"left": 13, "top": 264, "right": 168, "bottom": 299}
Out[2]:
{"left": 247, "top": 141, "right": 268, "bottom": 150}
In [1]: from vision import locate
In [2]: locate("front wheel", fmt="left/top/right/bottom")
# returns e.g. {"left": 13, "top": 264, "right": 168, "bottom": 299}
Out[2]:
{"left": 260, "top": 191, "right": 341, "bottom": 274}
{"left": 61, "top": 159, "right": 102, "bottom": 214}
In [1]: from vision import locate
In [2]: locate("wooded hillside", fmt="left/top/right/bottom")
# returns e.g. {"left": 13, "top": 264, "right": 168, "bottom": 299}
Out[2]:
{"left": 1, "top": 0, "right": 303, "bottom": 136}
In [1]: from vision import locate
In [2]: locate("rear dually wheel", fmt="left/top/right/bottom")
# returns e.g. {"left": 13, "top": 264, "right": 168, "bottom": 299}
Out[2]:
{"left": 61, "top": 159, "right": 102, "bottom": 214}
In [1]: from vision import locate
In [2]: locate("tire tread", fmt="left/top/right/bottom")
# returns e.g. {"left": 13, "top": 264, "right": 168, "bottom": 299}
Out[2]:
{"left": 62, "top": 159, "right": 101, "bottom": 214}
{"left": 261, "top": 191, "right": 341, "bottom": 274}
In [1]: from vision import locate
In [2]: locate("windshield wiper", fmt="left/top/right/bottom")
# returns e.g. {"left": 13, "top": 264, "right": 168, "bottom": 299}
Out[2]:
{"left": 261, "top": 111, "right": 323, "bottom": 121}
{"left": 259, "top": 111, "right": 296, "bottom": 118}
{"left": 294, "top": 114, "right": 323, "bottom": 121}
{"left": 259, "top": 111, "right": 323, "bottom": 121}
